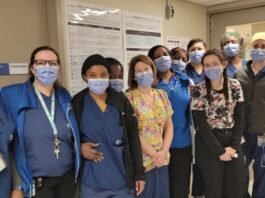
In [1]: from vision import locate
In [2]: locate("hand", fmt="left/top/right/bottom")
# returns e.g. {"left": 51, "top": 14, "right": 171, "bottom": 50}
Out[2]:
{"left": 81, "top": 142, "right": 104, "bottom": 162}
{"left": 153, "top": 150, "right": 168, "bottom": 167}
{"left": 135, "top": 180, "right": 145, "bottom": 196}
{"left": 225, "top": 147, "right": 236, "bottom": 157}
{"left": 219, "top": 150, "right": 232, "bottom": 161}
{"left": 11, "top": 190, "right": 24, "bottom": 198}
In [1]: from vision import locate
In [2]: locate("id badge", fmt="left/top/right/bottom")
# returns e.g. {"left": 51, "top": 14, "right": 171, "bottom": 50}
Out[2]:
{"left": 257, "top": 135, "right": 265, "bottom": 147}
{"left": 30, "top": 180, "right": 36, "bottom": 197}
{"left": 0, "top": 152, "right": 7, "bottom": 172}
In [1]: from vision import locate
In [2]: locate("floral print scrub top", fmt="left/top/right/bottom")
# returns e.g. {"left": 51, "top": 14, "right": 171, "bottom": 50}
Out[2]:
{"left": 126, "top": 89, "right": 173, "bottom": 172}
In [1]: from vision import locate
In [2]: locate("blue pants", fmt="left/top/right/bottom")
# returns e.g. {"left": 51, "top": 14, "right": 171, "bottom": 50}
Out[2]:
{"left": 243, "top": 133, "right": 265, "bottom": 198}
{"left": 139, "top": 166, "right": 169, "bottom": 198}
{"left": 80, "top": 185, "right": 135, "bottom": 198}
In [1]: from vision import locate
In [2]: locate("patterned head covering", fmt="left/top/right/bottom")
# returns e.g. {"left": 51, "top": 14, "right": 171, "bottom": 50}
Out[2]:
{"left": 220, "top": 30, "right": 243, "bottom": 47}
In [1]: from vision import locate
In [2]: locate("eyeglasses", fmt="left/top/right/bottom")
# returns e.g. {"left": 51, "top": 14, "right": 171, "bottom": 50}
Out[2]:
{"left": 34, "top": 59, "right": 59, "bottom": 66}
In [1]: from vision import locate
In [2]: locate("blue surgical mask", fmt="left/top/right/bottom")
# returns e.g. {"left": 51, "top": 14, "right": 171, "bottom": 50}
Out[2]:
{"left": 251, "top": 48, "right": 265, "bottom": 63}
{"left": 109, "top": 79, "right": 124, "bottom": 92}
{"left": 35, "top": 66, "right": 58, "bottom": 85}
{"left": 135, "top": 70, "right": 153, "bottom": 88}
{"left": 154, "top": 55, "right": 172, "bottom": 72}
{"left": 189, "top": 50, "right": 205, "bottom": 64}
{"left": 223, "top": 43, "right": 240, "bottom": 57}
{"left": 87, "top": 79, "right": 109, "bottom": 95}
{"left": 204, "top": 67, "right": 223, "bottom": 81}
{"left": 171, "top": 59, "right": 187, "bottom": 71}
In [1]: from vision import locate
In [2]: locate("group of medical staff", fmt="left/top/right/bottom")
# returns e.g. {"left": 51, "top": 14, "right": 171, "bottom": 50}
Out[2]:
{"left": 1, "top": 31, "right": 265, "bottom": 198}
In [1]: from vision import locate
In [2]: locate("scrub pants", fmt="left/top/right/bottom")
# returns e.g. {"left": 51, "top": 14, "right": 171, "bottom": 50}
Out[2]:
{"left": 139, "top": 166, "right": 169, "bottom": 198}
{"left": 80, "top": 185, "right": 135, "bottom": 198}
{"left": 196, "top": 131, "right": 245, "bottom": 198}
{"left": 168, "top": 146, "right": 192, "bottom": 198}
{"left": 243, "top": 133, "right": 265, "bottom": 198}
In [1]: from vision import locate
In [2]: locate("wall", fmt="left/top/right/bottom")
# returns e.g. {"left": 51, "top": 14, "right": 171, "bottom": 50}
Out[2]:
{"left": 209, "top": 5, "right": 265, "bottom": 49}
{"left": 74, "top": 0, "right": 208, "bottom": 43}
{"left": 207, "top": 0, "right": 265, "bottom": 49}
{"left": 0, "top": 0, "right": 49, "bottom": 87}
{"left": 48, "top": 0, "right": 207, "bottom": 89}
{"left": 0, "top": 0, "right": 207, "bottom": 88}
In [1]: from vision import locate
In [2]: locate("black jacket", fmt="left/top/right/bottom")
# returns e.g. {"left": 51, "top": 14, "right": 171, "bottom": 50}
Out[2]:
{"left": 237, "top": 61, "right": 265, "bottom": 134}
{"left": 192, "top": 101, "right": 244, "bottom": 157}
{"left": 72, "top": 87, "right": 145, "bottom": 188}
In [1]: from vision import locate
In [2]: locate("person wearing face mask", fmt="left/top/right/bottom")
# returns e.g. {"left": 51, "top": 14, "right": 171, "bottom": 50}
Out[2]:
{"left": 170, "top": 47, "right": 188, "bottom": 72}
{"left": 220, "top": 31, "right": 247, "bottom": 78}
{"left": 186, "top": 38, "right": 207, "bottom": 85}
{"left": 191, "top": 48, "right": 245, "bottom": 198}
{"left": 106, "top": 57, "right": 124, "bottom": 92}
{"left": 148, "top": 45, "right": 192, "bottom": 198}
{"left": 126, "top": 54, "right": 173, "bottom": 198}
{"left": 72, "top": 54, "right": 145, "bottom": 198}
{"left": 183, "top": 38, "right": 207, "bottom": 198}
{"left": 0, "top": 46, "right": 81, "bottom": 198}
{"left": 236, "top": 32, "right": 265, "bottom": 198}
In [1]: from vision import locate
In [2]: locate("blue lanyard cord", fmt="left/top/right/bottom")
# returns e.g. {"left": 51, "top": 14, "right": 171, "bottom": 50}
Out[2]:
{"left": 34, "top": 88, "right": 58, "bottom": 137}
{"left": 34, "top": 87, "right": 61, "bottom": 159}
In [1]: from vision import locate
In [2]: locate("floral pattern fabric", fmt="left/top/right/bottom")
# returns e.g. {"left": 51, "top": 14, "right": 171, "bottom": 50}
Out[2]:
{"left": 191, "top": 78, "right": 244, "bottom": 129}
{"left": 126, "top": 89, "right": 173, "bottom": 171}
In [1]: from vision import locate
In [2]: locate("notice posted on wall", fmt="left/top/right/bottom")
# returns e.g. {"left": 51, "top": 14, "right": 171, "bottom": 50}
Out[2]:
{"left": 0, "top": 63, "right": 28, "bottom": 75}
{"left": 122, "top": 11, "right": 162, "bottom": 84}
{"left": 166, "top": 36, "right": 191, "bottom": 51}
{"left": 66, "top": 0, "right": 123, "bottom": 95}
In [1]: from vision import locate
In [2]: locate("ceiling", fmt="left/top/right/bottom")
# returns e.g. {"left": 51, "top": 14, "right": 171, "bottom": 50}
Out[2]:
{"left": 184, "top": 0, "right": 243, "bottom": 6}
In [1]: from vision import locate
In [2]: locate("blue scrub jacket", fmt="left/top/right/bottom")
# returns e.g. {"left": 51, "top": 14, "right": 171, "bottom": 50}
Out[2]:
{"left": 0, "top": 96, "right": 15, "bottom": 198}
{"left": 1, "top": 81, "right": 81, "bottom": 197}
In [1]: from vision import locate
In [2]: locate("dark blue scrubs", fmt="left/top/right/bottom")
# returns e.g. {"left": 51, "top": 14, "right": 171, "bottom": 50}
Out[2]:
{"left": 24, "top": 93, "right": 74, "bottom": 177}
{"left": 80, "top": 93, "right": 127, "bottom": 192}
{"left": 186, "top": 66, "right": 204, "bottom": 85}
{"left": 227, "top": 60, "right": 247, "bottom": 78}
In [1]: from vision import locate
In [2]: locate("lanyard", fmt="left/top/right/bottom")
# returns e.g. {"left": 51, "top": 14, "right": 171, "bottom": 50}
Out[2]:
{"left": 34, "top": 88, "right": 58, "bottom": 136}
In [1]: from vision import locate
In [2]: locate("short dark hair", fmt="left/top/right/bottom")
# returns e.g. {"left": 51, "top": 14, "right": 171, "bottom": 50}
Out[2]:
{"left": 106, "top": 57, "right": 124, "bottom": 75}
{"left": 187, "top": 38, "right": 207, "bottom": 51}
{"left": 170, "top": 47, "right": 187, "bottom": 60}
{"left": 148, "top": 45, "right": 170, "bottom": 61}
{"left": 28, "top": 46, "right": 61, "bottom": 82}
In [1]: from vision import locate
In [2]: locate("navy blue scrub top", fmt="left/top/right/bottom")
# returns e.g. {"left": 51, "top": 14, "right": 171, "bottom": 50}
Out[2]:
{"left": 24, "top": 93, "right": 74, "bottom": 177}
{"left": 186, "top": 64, "right": 204, "bottom": 85}
{"left": 80, "top": 93, "right": 127, "bottom": 191}
{"left": 227, "top": 60, "right": 247, "bottom": 78}
{"left": 157, "top": 71, "right": 191, "bottom": 148}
